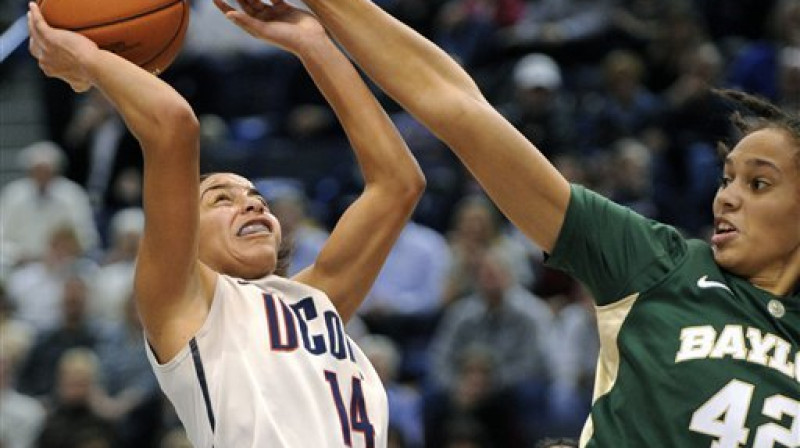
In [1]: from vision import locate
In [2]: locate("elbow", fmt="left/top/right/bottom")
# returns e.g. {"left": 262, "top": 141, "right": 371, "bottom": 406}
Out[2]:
{"left": 397, "top": 169, "right": 427, "bottom": 208}
{"left": 162, "top": 101, "right": 200, "bottom": 136}
{"left": 155, "top": 101, "right": 200, "bottom": 147}
{"left": 409, "top": 170, "right": 427, "bottom": 199}
{"left": 137, "top": 98, "right": 199, "bottom": 150}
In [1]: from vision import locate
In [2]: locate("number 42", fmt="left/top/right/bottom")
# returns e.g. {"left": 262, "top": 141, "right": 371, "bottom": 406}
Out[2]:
{"left": 690, "top": 379, "right": 799, "bottom": 447}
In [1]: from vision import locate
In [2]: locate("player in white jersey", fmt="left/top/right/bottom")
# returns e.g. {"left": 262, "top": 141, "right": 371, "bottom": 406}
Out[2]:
{"left": 28, "top": 1, "right": 425, "bottom": 446}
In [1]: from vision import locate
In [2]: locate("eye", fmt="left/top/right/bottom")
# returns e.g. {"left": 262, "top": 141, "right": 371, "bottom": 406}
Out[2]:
{"left": 213, "top": 194, "right": 232, "bottom": 204}
{"left": 750, "top": 178, "right": 770, "bottom": 191}
{"left": 718, "top": 175, "right": 732, "bottom": 189}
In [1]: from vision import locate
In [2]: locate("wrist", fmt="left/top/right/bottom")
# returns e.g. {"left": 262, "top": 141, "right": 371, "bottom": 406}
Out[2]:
{"left": 297, "top": 34, "right": 337, "bottom": 63}
{"left": 74, "top": 42, "right": 104, "bottom": 83}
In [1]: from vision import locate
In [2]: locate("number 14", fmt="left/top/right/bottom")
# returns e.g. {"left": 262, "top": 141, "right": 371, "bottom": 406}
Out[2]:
{"left": 325, "top": 371, "right": 375, "bottom": 447}
{"left": 690, "top": 379, "right": 799, "bottom": 447}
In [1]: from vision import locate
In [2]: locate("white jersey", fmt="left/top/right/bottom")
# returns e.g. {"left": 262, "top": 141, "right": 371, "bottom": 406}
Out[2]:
{"left": 146, "top": 275, "right": 388, "bottom": 447}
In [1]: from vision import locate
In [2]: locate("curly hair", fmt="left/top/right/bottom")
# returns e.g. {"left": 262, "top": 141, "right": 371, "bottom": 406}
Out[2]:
{"left": 713, "top": 89, "right": 800, "bottom": 168}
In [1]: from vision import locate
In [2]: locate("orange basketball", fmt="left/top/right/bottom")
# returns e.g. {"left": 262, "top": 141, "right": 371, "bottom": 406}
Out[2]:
{"left": 38, "top": 0, "right": 190, "bottom": 74}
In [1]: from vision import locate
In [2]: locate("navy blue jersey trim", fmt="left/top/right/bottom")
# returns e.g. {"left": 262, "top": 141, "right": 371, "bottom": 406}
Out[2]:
{"left": 190, "top": 338, "right": 216, "bottom": 433}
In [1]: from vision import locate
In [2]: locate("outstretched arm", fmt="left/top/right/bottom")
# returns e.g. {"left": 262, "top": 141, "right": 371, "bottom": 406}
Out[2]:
{"left": 28, "top": 3, "right": 206, "bottom": 360}
{"left": 216, "top": 0, "right": 425, "bottom": 322}
{"left": 297, "top": 0, "right": 570, "bottom": 252}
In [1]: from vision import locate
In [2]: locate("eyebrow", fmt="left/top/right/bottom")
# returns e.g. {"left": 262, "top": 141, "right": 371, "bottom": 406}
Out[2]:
{"left": 201, "top": 183, "right": 264, "bottom": 200}
{"left": 723, "top": 157, "right": 780, "bottom": 173}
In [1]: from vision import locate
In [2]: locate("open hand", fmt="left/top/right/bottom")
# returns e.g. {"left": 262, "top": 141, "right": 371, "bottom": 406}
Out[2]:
{"left": 28, "top": 2, "right": 97, "bottom": 92}
{"left": 213, "top": 0, "right": 326, "bottom": 55}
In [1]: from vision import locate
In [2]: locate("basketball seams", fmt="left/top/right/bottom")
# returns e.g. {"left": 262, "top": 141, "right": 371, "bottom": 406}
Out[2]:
{"left": 58, "top": 0, "right": 183, "bottom": 32}
{"left": 141, "top": 1, "right": 188, "bottom": 73}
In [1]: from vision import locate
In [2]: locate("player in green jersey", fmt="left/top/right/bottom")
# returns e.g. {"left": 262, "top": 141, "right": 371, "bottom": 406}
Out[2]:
{"left": 222, "top": 0, "right": 800, "bottom": 446}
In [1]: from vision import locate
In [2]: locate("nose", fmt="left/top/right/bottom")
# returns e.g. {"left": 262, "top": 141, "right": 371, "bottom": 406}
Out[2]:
{"left": 714, "top": 183, "right": 741, "bottom": 211}
{"left": 243, "top": 197, "right": 266, "bottom": 214}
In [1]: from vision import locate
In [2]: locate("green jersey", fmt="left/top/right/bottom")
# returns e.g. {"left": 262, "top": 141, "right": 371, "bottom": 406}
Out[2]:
{"left": 546, "top": 185, "right": 800, "bottom": 448}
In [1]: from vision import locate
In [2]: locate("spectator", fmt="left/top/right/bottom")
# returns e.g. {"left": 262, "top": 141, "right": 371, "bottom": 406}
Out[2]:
{"left": 16, "top": 274, "right": 103, "bottom": 398}
{"left": 424, "top": 346, "right": 525, "bottom": 447}
{"left": 443, "top": 195, "right": 534, "bottom": 304}
{"left": 608, "top": 0, "right": 670, "bottom": 52}
{"left": 362, "top": 221, "right": 451, "bottom": 317}
{"left": 359, "top": 220, "right": 452, "bottom": 381}
{"left": 0, "top": 141, "right": 100, "bottom": 269}
{"left": 0, "top": 338, "right": 46, "bottom": 448}
{"left": 499, "top": 0, "right": 614, "bottom": 63}
{"left": 429, "top": 248, "right": 550, "bottom": 391}
{"left": 641, "top": 0, "right": 708, "bottom": 93}
{"left": 89, "top": 207, "right": 144, "bottom": 325}
{"left": 657, "top": 42, "right": 729, "bottom": 235}
{"left": 778, "top": 45, "right": 800, "bottom": 114}
{"left": 607, "top": 138, "right": 658, "bottom": 218}
{"left": 433, "top": 0, "right": 499, "bottom": 69}
{"left": 538, "top": 280, "right": 598, "bottom": 438}
{"left": 579, "top": 49, "right": 664, "bottom": 154}
{"left": 726, "top": 0, "right": 800, "bottom": 101}
{"left": 35, "top": 348, "right": 118, "bottom": 448}
{"left": 62, "top": 91, "right": 144, "bottom": 239}
{"left": 0, "top": 283, "right": 34, "bottom": 372}
{"left": 6, "top": 225, "right": 98, "bottom": 332}
{"left": 96, "top": 295, "right": 162, "bottom": 448}
{"left": 499, "top": 53, "right": 577, "bottom": 159}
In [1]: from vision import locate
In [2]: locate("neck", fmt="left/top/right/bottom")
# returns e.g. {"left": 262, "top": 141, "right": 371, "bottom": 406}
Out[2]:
{"left": 751, "top": 249, "right": 800, "bottom": 297}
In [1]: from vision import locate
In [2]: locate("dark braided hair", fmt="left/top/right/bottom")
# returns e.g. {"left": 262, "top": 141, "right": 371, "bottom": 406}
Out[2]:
{"left": 713, "top": 89, "right": 800, "bottom": 168}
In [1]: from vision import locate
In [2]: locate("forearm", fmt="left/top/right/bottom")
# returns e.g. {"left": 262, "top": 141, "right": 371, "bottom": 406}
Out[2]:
{"left": 298, "top": 36, "right": 423, "bottom": 191}
{"left": 304, "top": 0, "right": 485, "bottom": 128}
{"left": 80, "top": 49, "right": 196, "bottom": 148}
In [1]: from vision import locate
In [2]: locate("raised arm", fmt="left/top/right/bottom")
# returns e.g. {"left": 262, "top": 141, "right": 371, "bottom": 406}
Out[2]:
{"left": 216, "top": 0, "right": 425, "bottom": 321}
{"left": 299, "top": 0, "right": 570, "bottom": 252}
{"left": 28, "top": 3, "right": 205, "bottom": 358}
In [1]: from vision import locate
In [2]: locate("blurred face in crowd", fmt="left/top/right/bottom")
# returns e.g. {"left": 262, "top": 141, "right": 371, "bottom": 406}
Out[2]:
{"left": 454, "top": 201, "right": 496, "bottom": 244}
{"left": 476, "top": 251, "right": 512, "bottom": 304}
{"left": 711, "top": 127, "right": 800, "bottom": 284}
{"left": 198, "top": 173, "right": 282, "bottom": 279}
{"left": 57, "top": 355, "right": 95, "bottom": 406}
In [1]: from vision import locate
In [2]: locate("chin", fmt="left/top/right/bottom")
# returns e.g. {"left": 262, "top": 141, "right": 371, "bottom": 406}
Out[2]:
{"left": 714, "top": 251, "right": 756, "bottom": 278}
{"left": 712, "top": 247, "right": 737, "bottom": 272}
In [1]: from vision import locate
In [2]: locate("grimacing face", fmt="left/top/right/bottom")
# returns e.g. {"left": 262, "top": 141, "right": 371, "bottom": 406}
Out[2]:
{"left": 198, "top": 173, "right": 282, "bottom": 279}
{"left": 711, "top": 128, "right": 800, "bottom": 283}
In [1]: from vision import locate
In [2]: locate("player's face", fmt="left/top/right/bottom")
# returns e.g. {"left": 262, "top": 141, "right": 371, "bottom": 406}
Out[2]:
{"left": 198, "top": 173, "right": 282, "bottom": 279}
{"left": 711, "top": 128, "right": 800, "bottom": 282}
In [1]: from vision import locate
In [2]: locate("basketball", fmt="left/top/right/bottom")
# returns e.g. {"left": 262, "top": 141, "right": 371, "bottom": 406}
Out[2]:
{"left": 37, "top": 0, "right": 190, "bottom": 74}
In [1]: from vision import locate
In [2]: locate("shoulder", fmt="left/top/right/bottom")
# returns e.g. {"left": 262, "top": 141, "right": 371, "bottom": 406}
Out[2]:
{"left": 0, "top": 179, "right": 31, "bottom": 200}
{"left": 53, "top": 177, "right": 91, "bottom": 197}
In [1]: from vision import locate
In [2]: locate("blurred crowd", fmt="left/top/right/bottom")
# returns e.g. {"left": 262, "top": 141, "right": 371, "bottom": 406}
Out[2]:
{"left": 1, "top": 0, "right": 799, "bottom": 447}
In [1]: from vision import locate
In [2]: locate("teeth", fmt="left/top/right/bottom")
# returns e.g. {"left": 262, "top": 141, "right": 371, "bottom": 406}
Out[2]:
{"left": 717, "top": 223, "right": 734, "bottom": 233}
{"left": 238, "top": 223, "right": 269, "bottom": 236}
